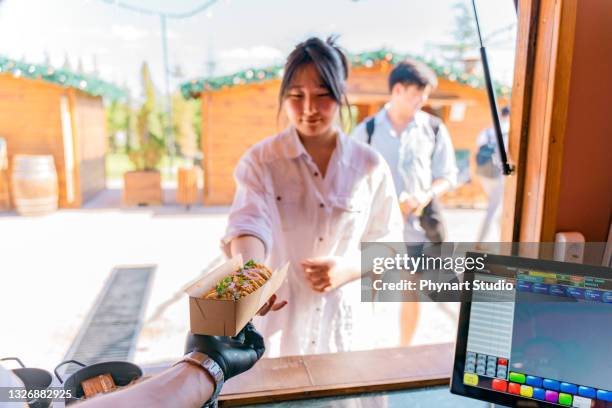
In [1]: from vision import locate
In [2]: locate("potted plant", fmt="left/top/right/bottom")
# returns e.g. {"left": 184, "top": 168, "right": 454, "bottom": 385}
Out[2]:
{"left": 122, "top": 63, "right": 165, "bottom": 206}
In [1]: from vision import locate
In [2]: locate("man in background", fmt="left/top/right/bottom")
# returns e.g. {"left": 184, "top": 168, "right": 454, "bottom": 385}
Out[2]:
{"left": 352, "top": 60, "right": 458, "bottom": 244}
{"left": 351, "top": 60, "right": 457, "bottom": 345}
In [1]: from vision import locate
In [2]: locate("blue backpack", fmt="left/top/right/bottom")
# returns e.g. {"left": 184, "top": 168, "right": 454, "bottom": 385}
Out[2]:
{"left": 475, "top": 129, "right": 502, "bottom": 178}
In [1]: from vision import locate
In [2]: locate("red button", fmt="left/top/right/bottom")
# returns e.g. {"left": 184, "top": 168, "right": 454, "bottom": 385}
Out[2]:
{"left": 497, "top": 358, "right": 508, "bottom": 366}
{"left": 508, "top": 383, "right": 521, "bottom": 395}
{"left": 492, "top": 379, "right": 508, "bottom": 392}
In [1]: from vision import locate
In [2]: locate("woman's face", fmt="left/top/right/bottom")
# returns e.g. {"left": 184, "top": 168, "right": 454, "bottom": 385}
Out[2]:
{"left": 283, "top": 63, "right": 339, "bottom": 138}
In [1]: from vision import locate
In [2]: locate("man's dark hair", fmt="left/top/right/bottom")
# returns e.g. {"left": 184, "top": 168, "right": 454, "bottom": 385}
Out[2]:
{"left": 278, "top": 36, "right": 349, "bottom": 115}
{"left": 501, "top": 106, "right": 510, "bottom": 116}
{"left": 388, "top": 60, "right": 438, "bottom": 92}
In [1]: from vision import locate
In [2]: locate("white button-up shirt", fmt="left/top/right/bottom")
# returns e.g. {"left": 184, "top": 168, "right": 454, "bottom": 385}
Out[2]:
{"left": 222, "top": 126, "right": 403, "bottom": 357}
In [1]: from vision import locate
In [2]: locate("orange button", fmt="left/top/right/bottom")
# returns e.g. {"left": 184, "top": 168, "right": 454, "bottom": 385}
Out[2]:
{"left": 508, "top": 383, "right": 521, "bottom": 395}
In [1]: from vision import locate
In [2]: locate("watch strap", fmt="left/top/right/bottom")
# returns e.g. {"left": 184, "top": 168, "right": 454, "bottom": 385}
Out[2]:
{"left": 176, "top": 351, "right": 224, "bottom": 407}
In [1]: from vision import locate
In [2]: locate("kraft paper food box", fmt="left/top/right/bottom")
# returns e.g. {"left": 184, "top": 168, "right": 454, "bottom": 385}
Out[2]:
{"left": 185, "top": 255, "right": 289, "bottom": 336}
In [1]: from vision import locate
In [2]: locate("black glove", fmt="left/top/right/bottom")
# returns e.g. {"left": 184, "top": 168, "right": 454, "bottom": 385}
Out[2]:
{"left": 185, "top": 322, "right": 265, "bottom": 380}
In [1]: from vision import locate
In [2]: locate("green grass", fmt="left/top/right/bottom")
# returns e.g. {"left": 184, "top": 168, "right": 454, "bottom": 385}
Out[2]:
{"left": 106, "top": 153, "right": 193, "bottom": 183}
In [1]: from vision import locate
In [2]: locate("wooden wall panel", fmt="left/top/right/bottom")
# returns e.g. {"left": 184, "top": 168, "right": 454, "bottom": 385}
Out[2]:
{"left": 0, "top": 75, "right": 107, "bottom": 209}
{"left": 517, "top": 0, "right": 569, "bottom": 242}
{"left": 202, "top": 81, "right": 280, "bottom": 205}
{"left": 553, "top": 0, "right": 612, "bottom": 242}
{"left": 0, "top": 75, "right": 68, "bottom": 207}
{"left": 501, "top": 0, "right": 540, "bottom": 242}
{"left": 502, "top": 0, "right": 611, "bottom": 244}
{"left": 72, "top": 92, "right": 107, "bottom": 203}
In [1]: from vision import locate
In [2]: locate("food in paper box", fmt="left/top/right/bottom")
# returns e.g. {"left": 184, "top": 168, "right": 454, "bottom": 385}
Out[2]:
{"left": 204, "top": 259, "right": 272, "bottom": 300}
{"left": 186, "top": 256, "right": 289, "bottom": 336}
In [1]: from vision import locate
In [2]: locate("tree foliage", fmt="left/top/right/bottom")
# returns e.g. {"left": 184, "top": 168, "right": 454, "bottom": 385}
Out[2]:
{"left": 128, "top": 62, "right": 165, "bottom": 171}
{"left": 106, "top": 98, "right": 133, "bottom": 153}
{"left": 436, "top": 2, "right": 479, "bottom": 68}
{"left": 172, "top": 92, "right": 198, "bottom": 158}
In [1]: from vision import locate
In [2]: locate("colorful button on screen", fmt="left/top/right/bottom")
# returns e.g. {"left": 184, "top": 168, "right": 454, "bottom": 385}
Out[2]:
{"left": 463, "top": 366, "right": 612, "bottom": 407}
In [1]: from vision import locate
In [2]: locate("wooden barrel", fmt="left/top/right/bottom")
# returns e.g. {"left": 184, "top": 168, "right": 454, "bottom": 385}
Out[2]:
{"left": 11, "top": 155, "right": 59, "bottom": 216}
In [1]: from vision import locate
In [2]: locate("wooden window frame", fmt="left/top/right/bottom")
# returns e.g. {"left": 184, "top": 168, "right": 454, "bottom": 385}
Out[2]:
{"left": 502, "top": 0, "right": 578, "bottom": 242}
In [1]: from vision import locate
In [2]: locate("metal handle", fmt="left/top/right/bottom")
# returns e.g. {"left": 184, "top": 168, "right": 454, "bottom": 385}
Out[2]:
{"left": 54, "top": 360, "right": 86, "bottom": 384}
{"left": 0, "top": 357, "right": 26, "bottom": 369}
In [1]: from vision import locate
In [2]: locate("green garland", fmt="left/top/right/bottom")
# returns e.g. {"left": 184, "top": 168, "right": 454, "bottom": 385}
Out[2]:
{"left": 181, "top": 48, "right": 510, "bottom": 99}
{"left": 0, "top": 55, "right": 127, "bottom": 100}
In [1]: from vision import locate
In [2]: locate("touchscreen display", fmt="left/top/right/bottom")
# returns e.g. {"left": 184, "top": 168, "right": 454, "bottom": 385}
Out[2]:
{"left": 462, "top": 265, "right": 612, "bottom": 408}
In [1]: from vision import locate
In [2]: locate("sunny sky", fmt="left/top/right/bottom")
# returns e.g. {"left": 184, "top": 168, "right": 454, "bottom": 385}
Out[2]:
{"left": 0, "top": 0, "right": 517, "bottom": 97}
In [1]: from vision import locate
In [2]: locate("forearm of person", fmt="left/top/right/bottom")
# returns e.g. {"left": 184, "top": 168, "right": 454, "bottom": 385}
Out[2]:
{"left": 75, "top": 363, "right": 214, "bottom": 408}
{"left": 339, "top": 243, "right": 399, "bottom": 284}
{"left": 337, "top": 259, "right": 362, "bottom": 284}
{"left": 429, "top": 178, "right": 452, "bottom": 197}
{"left": 230, "top": 234, "right": 266, "bottom": 263}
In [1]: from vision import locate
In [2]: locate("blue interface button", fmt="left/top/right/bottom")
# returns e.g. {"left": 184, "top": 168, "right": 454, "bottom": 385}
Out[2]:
{"left": 543, "top": 379, "right": 560, "bottom": 391}
{"left": 549, "top": 285, "right": 565, "bottom": 296}
{"left": 526, "top": 376, "right": 543, "bottom": 387}
{"left": 533, "top": 387, "right": 546, "bottom": 400}
{"left": 584, "top": 290, "right": 603, "bottom": 302}
{"left": 597, "top": 390, "right": 612, "bottom": 402}
{"left": 517, "top": 281, "right": 532, "bottom": 292}
{"left": 578, "top": 386, "right": 596, "bottom": 398}
{"left": 533, "top": 283, "right": 549, "bottom": 294}
{"left": 560, "top": 382, "right": 577, "bottom": 394}
{"left": 603, "top": 292, "right": 612, "bottom": 303}
{"left": 566, "top": 287, "right": 585, "bottom": 299}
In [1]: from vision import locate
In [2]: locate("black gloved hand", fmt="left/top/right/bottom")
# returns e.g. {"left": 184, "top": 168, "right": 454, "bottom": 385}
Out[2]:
{"left": 185, "top": 322, "right": 265, "bottom": 380}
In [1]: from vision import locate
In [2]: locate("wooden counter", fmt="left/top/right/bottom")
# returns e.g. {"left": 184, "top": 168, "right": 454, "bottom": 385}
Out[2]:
{"left": 219, "top": 342, "right": 454, "bottom": 406}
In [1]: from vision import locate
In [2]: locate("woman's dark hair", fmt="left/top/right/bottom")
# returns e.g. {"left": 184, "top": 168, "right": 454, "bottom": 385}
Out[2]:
{"left": 278, "top": 37, "right": 349, "bottom": 117}
{"left": 388, "top": 59, "right": 438, "bottom": 92}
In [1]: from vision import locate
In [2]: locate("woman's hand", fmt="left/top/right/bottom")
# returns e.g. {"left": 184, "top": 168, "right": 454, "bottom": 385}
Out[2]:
{"left": 301, "top": 256, "right": 353, "bottom": 292}
{"left": 399, "top": 191, "right": 429, "bottom": 219}
{"left": 257, "top": 294, "right": 288, "bottom": 316}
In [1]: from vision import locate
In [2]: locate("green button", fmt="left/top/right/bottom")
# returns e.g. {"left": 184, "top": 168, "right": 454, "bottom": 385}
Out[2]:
{"left": 558, "top": 393, "right": 572, "bottom": 406}
{"left": 509, "top": 372, "right": 526, "bottom": 384}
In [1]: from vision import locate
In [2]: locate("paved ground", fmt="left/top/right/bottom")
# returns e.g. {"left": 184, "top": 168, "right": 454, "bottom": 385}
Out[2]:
{"left": 0, "top": 186, "right": 494, "bottom": 372}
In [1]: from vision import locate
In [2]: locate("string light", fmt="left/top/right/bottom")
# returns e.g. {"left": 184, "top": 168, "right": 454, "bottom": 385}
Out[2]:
{"left": 0, "top": 55, "right": 126, "bottom": 99}
{"left": 181, "top": 49, "right": 509, "bottom": 98}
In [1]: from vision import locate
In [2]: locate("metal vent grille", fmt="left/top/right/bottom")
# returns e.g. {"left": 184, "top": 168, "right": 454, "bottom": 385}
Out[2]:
{"left": 61, "top": 266, "right": 155, "bottom": 375}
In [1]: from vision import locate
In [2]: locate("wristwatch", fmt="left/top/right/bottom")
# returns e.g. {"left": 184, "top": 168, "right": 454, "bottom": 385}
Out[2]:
{"left": 175, "top": 351, "right": 225, "bottom": 407}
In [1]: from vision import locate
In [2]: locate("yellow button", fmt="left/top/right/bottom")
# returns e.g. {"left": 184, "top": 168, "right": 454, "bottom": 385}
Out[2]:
{"left": 463, "top": 373, "right": 479, "bottom": 386}
{"left": 520, "top": 385, "right": 533, "bottom": 397}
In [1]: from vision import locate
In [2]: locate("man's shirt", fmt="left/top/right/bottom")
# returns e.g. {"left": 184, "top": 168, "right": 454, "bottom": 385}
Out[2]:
{"left": 352, "top": 105, "right": 458, "bottom": 241}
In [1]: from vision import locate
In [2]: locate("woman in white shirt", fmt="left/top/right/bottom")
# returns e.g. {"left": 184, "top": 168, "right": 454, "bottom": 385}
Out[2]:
{"left": 222, "top": 37, "right": 403, "bottom": 357}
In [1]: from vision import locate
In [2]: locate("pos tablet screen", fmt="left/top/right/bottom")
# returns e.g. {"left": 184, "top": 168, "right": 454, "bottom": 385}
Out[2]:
{"left": 451, "top": 253, "right": 612, "bottom": 408}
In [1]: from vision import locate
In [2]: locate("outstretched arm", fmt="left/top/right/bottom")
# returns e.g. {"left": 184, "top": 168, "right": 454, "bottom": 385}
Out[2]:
{"left": 77, "top": 323, "right": 267, "bottom": 408}
{"left": 75, "top": 363, "right": 213, "bottom": 408}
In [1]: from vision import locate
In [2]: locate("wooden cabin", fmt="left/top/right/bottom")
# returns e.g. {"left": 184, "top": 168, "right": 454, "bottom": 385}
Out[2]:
{"left": 0, "top": 57, "right": 124, "bottom": 209}
{"left": 182, "top": 51, "right": 510, "bottom": 206}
